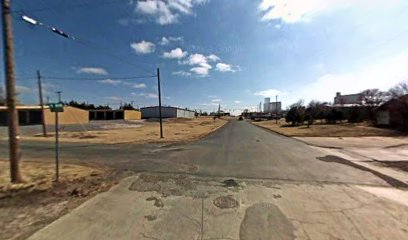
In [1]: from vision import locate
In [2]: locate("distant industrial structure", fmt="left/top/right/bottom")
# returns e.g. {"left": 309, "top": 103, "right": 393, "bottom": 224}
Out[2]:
{"left": 140, "top": 106, "right": 195, "bottom": 119}
{"left": 334, "top": 92, "right": 363, "bottom": 105}
{"left": 263, "top": 97, "right": 282, "bottom": 114}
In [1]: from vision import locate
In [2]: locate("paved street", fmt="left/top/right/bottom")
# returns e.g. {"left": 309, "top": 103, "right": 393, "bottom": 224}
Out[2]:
{"left": 0, "top": 120, "right": 403, "bottom": 186}
{"left": 2, "top": 120, "right": 408, "bottom": 239}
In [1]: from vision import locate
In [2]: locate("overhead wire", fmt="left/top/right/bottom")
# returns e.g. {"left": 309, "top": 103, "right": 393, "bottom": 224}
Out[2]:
{"left": 12, "top": 10, "right": 157, "bottom": 75}
{"left": 11, "top": 0, "right": 125, "bottom": 13}
{"left": 40, "top": 75, "right": 157, "bottom": 81}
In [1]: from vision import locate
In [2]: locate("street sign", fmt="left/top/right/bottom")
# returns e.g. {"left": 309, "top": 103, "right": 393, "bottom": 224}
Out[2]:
{"left": 48, "top": 103, "right": 64, "bottom": 112}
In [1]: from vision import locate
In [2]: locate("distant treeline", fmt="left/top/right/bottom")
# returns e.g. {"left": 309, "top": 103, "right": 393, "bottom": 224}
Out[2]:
{"left": 64, "top": 100, "right": 135, "bottom": 110}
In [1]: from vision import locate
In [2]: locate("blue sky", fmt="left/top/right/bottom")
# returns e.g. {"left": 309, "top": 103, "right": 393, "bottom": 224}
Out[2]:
{"left": 2, "top": 0, "right": 408, "bottom": 114}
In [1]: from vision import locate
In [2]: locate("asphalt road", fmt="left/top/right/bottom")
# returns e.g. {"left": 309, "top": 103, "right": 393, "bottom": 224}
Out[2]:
{"left": 6, "top": 120, "right": 408, "bottom": 240}
{"left": 0, "top": 120, "right": 391, "bottom": 186}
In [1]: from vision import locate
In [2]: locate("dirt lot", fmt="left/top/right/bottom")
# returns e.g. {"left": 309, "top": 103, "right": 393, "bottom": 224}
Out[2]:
{"left": 0, "top": 160, "right": 118, "bottom": 240}
{"left": 17, "top": 117, "right": 229, "bottom": 144}
{"left": 252, "top": 120, "right": 401, "bottom": 137}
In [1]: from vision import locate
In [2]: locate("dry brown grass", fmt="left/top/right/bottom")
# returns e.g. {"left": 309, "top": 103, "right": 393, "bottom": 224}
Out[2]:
{"left": 0, "top": 160, "right": 103, "bottom": 193}
{"left": 21, "top": 117, "right": 229, "bottom": 144}
{"left": 0, "top": 160, "right": 114, "bottom": 240}
{"left": 253, "top": 120, "right": 400, "bottom": 137}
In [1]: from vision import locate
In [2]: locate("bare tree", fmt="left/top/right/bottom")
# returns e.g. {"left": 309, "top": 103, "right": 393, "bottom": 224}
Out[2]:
{"left": 389, "top": 81, "right": 408, "bottom": 98}
{"left": 360, "top": 89, "right": 387, "bottom": 107}
{"left": 307, "top": 100, "right": 329, "bottom": 124}
{"left": 290, "top": 99, "right": 304, "bottom": 108}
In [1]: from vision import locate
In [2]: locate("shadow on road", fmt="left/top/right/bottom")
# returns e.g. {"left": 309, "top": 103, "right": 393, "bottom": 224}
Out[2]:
{"left": 317, "top": 155, "right": 408, "bottom": 188}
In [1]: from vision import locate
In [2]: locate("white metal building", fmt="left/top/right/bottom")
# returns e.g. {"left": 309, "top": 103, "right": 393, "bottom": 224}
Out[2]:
{"left": 141, "top": 106, "right": 195, "bottom": 119}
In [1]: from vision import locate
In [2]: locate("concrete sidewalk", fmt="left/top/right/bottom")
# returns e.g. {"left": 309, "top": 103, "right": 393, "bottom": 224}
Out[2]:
{"left": 296, "top": 137, "right": 408, "bottom": 161}
{"left": 297, "top": 136, "right": 408, "bottom": 187}
{"left": 28, "top": 173, "right": 408, "bottom": 240}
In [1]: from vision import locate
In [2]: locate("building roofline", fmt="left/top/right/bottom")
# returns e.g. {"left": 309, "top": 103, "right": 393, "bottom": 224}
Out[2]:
{"left": 140, "top": 106, "right": 195, "bottom": 112}
{"left": 0, "top": 105, "right": 49, "bottom": 110}
{"left": 88, "top": 109, "right": 140, "bottom": 112}
{"left": 335, "top": 93, "right": 362, "bottom": 98}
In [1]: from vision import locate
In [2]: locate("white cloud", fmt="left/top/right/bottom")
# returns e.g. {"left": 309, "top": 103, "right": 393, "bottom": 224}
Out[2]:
{"left": 254, "top": 89, "right": 283, "bottom": 97}
{"left": 169, "top": 36, "right": 183, "bottom": 41}
{"left": 163, "top": 48, "right": 188, "bottom": 59}
{"left": 186, "top": 53, "right": 209, "bottom": 66}
{"left": 289, "top": 53, "right": 408, "bottom": 105}
{"left": 201, "top": 102, "right": 221, "bottom": 106}
{"left": 159, "top": 36, "right": 183, "bottom": 45}
{"left": 139, "top": 92, "right": 159, "bottom": 99}
{"left": 105, "top": 96, "right": 123, "bottom": 102}
{"left": 173, "top": 71, "right": 192, "bottom": 76}
{"left": 190, "top": 66, "right": 210, "bottom": 76}
{"left": 77, "top": 67, "right": 108, "bottom": 75}
{"left": 207, "top": 54, "right": 221, "bottom": 62}
{"left": 178, "top": 53, "right": 224, "bottom": 76}
{"left": 264, "top": 0, "right": 361, "bottom": 23}
{"left": 180, "top": 53, "right": 213, "bottom": 76}
{"left": 211, "top": 98, "right": 222, "bottom": 103}
{"left": 234, "top": 100, "right": 241, "bottom": 104}
{"left": 259, "top": 0, "right": 400, "bottom": 23}
{"left": 216, "top": 63, "right": 234, "bottom": 72}
{"left": 130, "top": 40, "right": 155, "bottom": 54}
{"left": 16, "top": 85, "right": 33, "bottom": 94}
{"left": 159, "top": 37, "right": 170, "bottom": 45}
{"left": 98, "top": 79, "right": 122, "bottom": 86}
{"left": 135, "top": 0, "right": 208, "bottom": 25}
{"left": 132, "top": 83, "right": 147, "bottom": 89}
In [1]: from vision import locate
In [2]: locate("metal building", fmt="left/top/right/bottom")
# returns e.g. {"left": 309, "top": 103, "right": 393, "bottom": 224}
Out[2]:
{"left": 141, "top": 106, "right": 195, "bottom": 119}
{"left": 88, "top": 109, "right": 141, "bottom": 121}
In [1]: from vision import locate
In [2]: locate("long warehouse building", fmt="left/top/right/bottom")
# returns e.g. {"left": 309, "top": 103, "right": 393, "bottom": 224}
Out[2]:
{"left": 141, "top": 106, "right": 195, "bottom": 119}
{"left": 0, "top": 106, "right": 142, "bottom": 126}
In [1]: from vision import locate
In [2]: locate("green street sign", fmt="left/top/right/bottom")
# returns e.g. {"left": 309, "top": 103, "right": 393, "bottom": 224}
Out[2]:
{"left": 48, "top": 103, "right": 64, "bottom": 112}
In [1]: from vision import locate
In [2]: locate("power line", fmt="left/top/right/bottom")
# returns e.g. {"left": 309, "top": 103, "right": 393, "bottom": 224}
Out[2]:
{"left": 41, "top": 75, "right": 157, "bottom": 81}
{"left": 14, "top": 12, "right": 156, "bottom": 75}
{"left": 12, "top": 0, "right": 125, "bottom": 14}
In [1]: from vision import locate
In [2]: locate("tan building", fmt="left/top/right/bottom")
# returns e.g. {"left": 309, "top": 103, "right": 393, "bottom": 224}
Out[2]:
{"left": 0, "top": 105, "right": 89, "bottom": 126}
{"left": 88, "top": 109, "right": 141, "bottom": 121}
{"left": 0, "top": 106, "right": 142, "bottom": 126}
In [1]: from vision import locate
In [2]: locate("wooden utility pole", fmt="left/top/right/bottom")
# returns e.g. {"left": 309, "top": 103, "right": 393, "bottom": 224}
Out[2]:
{"left": 276, "top": 95, "right": 278, "bottom": 124}
{"left": 2, "top": 0, "right": 23, "bottom": 183}
{"left": 157, "top": 68, "right": 163, "bottom": 138}
{"left": 55, "top": 91, "right": 62, "bottom": 182}
{"left": 37, "top": 70, "right": 47, "bottom": 136}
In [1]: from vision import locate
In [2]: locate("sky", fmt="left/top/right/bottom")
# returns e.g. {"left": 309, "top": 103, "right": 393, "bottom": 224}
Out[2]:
{"left": 1, "top": 0, "right": 408, "bottom": 114}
